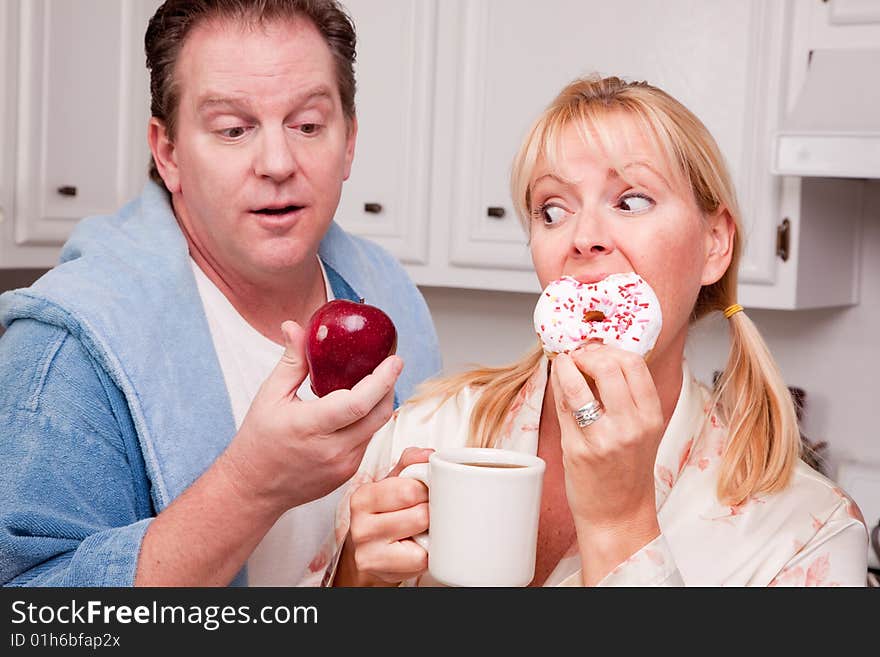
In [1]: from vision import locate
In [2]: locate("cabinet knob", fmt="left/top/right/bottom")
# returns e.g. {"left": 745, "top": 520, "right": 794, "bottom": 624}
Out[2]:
{"left": 364, "top": 202, "right": 383, "bottom": 214}
{"left": 487, "top": 206, "right": 506, "bottom": 219}
{"left": 776, "top": 218, "right": 790, "bottom": 262}
{"left": 57, "top": 185, "right": 78, "bottom": 197}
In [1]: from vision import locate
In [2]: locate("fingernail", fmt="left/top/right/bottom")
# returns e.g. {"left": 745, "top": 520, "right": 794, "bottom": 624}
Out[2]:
{"left": 585, "top": 342, "right": 602, "bottom": 351}
{"left": 391, "top": 356, "right": 403, "bottom": 375}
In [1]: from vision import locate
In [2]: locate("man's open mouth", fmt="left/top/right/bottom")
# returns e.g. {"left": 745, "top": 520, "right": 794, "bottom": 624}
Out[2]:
{"left": 253, "top": 205, "right": 303, "bottom": 216}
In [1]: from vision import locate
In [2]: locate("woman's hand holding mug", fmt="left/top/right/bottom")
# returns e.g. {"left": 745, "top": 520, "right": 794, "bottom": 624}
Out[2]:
{"left": 398, "top": 447, "right": 545, "bottom": 587}
{"left": 340, "top": 447, "right": 434, "bottom": 586}
{"left": 340, "top": 446, "right": 546, "bottom": 587}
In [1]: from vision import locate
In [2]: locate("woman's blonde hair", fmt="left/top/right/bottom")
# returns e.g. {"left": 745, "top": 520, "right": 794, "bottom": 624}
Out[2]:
{"left": 410, "top": 75, "right": 800, "bottom": 505}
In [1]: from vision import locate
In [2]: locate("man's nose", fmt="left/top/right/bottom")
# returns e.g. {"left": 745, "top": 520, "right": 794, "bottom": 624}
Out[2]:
{"left": 571, "top": 212, "right": 615, "bottom": 256}
{"left": 253, "top": 127, "right": 298, "bottom": 182}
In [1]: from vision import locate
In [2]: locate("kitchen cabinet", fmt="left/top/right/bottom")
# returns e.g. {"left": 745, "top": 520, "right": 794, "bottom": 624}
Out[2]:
{"left": 445, "top": 0, "right": 787, "bottom": 297}
{"left": 333, "top": 0, "right": 436, "bottom": 265}
{"left": 757, "top": 0, "right": 880, "bottom": 309}
{"left": 0, "top": 0, "right": 157, "bottom": 269}
{"left": 340, "top": 0, "right": 875, "bottom": 308}
{"left": 2, "top": 0, "right": 875, "bottom": 310}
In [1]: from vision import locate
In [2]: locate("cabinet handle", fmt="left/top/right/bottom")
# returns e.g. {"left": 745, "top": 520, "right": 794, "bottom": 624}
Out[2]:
{"left": 487, "top": 207, "right": 506, "bottom": 219}
{"left": 776, "top": 218, "right": 790, "bottom": 262}
{"left": 364, "top": 202, "right": 383, "bottom": 214}
{"left": 57, "top": 186, "right": 78, "bottom": 197}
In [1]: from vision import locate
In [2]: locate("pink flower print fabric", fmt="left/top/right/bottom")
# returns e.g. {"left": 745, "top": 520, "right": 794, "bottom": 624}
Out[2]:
{"left": 319, "top": 360, "right": 868, "bottom": 587}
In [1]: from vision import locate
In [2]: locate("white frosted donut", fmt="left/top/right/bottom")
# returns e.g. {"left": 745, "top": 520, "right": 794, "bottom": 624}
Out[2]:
{"left": 533, "top": 273, "right": 662, "bottom": 358}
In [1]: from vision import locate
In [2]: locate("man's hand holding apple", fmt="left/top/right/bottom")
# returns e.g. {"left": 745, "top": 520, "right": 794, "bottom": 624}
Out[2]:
{"left": 221, "top": 316, "right": 401, "bottom": 518}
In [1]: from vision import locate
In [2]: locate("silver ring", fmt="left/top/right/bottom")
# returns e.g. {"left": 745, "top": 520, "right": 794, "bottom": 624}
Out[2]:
{"left": 572, "top": 400, "right": 603, "bottom": 428}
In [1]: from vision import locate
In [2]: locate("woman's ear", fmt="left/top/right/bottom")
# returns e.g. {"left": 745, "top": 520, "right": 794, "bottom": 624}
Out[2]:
{"left": 148, "top": 117, "right": 181, "bottom": 193}
{"left": 701, "top": 208, "right": 736, "bottom": 286}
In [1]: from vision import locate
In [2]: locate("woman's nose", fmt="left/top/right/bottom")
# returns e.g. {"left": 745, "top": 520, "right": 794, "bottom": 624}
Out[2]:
{"left": 253, "top": 127, "right": 298, "bottom": 182}
{"left": 571, "top": 213, "right": 614, "bottom": 256}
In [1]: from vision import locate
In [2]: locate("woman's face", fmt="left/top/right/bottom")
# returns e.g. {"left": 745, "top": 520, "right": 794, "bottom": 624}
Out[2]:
{"left": 527, "top": 115, "right": 734, "bottom": 361}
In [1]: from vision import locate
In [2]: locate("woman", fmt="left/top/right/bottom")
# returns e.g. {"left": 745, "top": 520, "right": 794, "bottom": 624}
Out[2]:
{"left": 326, "top": 75, "right": 868, "bottom": 586}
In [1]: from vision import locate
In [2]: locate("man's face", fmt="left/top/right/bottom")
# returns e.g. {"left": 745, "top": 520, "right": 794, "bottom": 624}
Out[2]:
{"left": 156, "top": 17, "right": 356, "bottom": 280}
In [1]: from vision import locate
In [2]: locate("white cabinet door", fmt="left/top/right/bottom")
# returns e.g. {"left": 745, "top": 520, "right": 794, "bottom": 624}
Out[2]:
{"left": 443, "top": 0, "right": 783, "bottom": 289}
{"left": 13, "top": 0, "right": 152, "bottom": 247}
{"left": 1, "top": 0, "right": 155, "bottom": 267}
{"left": 334, "top": 0, "right": 436, "bottom": 265}
{"left": 739, "top": 0, "right": 880, "bottom": 309}
{"left": 0, "top": 0, "right": 13, "bottom": 250}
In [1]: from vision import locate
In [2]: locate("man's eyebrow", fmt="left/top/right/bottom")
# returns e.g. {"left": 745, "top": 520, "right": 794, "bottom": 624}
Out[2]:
{"left": 197, "top": 96, "right": 254, "bottom": 114}
{"left": 196, "top": 87, "right": 335, "bottom": 114}
{"left": 299, "top": 87, "right": 334, "bottom": 104}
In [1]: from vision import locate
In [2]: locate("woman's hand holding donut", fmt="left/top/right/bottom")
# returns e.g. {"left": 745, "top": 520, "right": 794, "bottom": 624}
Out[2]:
{"left": 549, "top": 342, "right": 665, "bottom": 584}
{"left": 333, "top": 447, "right": 433, "bottom": 586}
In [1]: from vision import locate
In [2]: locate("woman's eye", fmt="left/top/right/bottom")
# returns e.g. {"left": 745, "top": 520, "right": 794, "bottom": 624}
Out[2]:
{"left": 539, "top": 205, "right": 567, "bottom": 225}
{"left": 618, "top": 193, "right": 654, "bottom": 213}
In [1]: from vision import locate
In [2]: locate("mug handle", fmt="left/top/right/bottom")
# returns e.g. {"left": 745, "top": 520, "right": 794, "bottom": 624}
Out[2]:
{"left": 398, "top": 462, "right": 430, "bottom": 551}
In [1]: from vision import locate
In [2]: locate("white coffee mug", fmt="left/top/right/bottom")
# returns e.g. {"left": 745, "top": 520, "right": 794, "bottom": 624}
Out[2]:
{"left": 399, "top": 447, "right": 545, "bottom": 587}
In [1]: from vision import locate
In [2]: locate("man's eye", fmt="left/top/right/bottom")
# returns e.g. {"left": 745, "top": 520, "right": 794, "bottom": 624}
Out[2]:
{"left": 618, "top": 193, "right": 654, "bottom": 213}
{"left": 219, "top": 126, "right": 248, "bottom": 140}
{"left": 299, "top": 123, "right": 321, "bottom": 135}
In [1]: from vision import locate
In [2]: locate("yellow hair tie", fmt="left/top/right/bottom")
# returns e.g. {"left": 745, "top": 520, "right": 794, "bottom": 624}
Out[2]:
{"left": 723, "top": 303, "right": 744, "bottom": 319}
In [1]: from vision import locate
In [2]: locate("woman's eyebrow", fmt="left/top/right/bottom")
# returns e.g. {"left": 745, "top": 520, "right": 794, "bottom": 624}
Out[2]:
{"left": 532, "top": 172, "right": 569, "bottom": 187}
{"left": 615, "top": 161, "right": 673, "bottom": 188}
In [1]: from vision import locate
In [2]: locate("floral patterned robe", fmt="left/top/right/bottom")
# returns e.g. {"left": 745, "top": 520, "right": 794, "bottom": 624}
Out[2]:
{"left": 315, "top": 358, "right": 868, "bottom": 586}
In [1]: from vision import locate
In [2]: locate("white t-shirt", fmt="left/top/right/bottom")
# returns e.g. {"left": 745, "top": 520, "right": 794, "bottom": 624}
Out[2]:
{"left": 191, "top": 257, "right": 343, "bottom": 586}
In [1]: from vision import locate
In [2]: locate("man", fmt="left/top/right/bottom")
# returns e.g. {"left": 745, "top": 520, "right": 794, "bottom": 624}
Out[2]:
{"left": 0, "top": 0, "right": 440, "bottom": 586}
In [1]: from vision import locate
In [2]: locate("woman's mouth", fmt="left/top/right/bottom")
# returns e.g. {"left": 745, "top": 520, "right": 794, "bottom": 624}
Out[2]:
{"left": 573, "top": 272, "right": 612, "bottom": 285}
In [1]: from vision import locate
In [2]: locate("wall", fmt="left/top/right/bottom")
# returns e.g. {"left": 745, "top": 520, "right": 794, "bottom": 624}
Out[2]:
{"left": 420, "top": 180, "right": 880, "bottom": 476}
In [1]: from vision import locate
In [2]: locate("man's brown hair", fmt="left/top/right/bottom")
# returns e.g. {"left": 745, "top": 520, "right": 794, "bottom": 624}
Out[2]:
{"left": 144, "top": 0, "right": 357, "bottom": 187}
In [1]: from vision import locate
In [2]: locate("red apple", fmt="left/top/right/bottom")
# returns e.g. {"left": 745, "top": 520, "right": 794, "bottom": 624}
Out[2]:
{"left": 305, "top": 298, "right": 398, "bottom": 397}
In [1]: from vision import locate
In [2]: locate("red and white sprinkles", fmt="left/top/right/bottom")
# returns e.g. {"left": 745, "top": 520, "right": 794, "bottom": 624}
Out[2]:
{"left": 533, "top": 273, "right": 662, "bottom": 358}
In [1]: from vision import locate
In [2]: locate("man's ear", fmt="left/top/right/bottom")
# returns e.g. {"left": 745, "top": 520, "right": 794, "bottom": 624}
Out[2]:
{"left": 342, "top": 115, "right": 358, "bottom": 181}
{"left": 148, "top": 117, "right": 181, "bottom": 193}
{"left": 701, "top": 208, "right": 736, "bottom": 286}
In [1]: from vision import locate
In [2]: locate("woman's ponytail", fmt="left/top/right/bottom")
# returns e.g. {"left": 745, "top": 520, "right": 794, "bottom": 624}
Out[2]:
{"left": 712, "top": 310, "right": 801, "bottom": 505}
